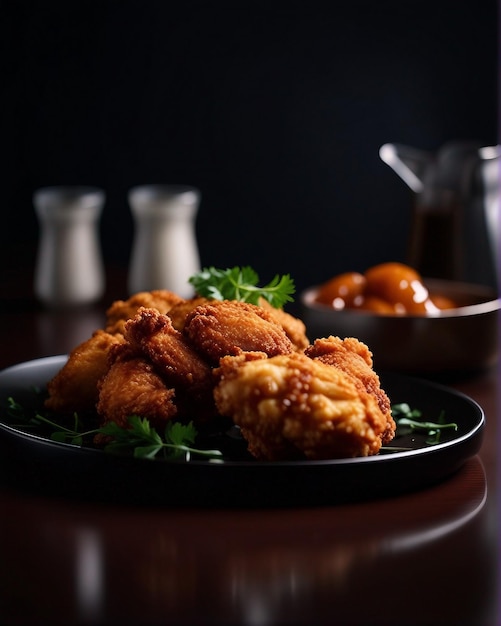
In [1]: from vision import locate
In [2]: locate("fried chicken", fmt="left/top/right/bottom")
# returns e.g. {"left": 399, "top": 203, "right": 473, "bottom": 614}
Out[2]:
{"left": 96, "top": 350, "right": 177, "bottom": 430}
{"left": 258, "top": 298, "right": 309, "bottom": 351}
{"left": 184, "top": 300, "right": 294, "bottom": 364}
{"left": 105, "top": 290, "right": 184, "bottom": 335}
{"left": 45, "top": 289, "right": 183, "bottom": 415}
{"left": 43, "top": 284, "right": 395, "bottom": 463}
{"left": 123, "top": 307, "right": 216, "bottom": 419}
{"left": 166, "top": 296, "right": 209, "bottom": 331}
{"left": 305, "top": 336, "right": 394, "bottom": 442}
{"left": 170, "top": 296, "right": 309, "bottom": 350}
{"left": 45, "top": 329, "right": 124, "bottom": 414}
{"left": 214, "top": 350, "right": 394, "bottom": 460}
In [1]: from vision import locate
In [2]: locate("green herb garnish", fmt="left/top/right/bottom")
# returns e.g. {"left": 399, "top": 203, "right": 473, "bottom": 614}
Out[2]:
{"left": 6, "top": 396, "right": 92, "bottom": 445}
{"left": 189, "top": 266, "right": 295, "bottom": 308}
{"left": 5, "top": 396, "right": 223, "bottom": 462}
{"left": 99, "top": 416, "right": 223, "bottom": 461}
{"left": 391, "top": 402, "right": 458, "bottom": 445}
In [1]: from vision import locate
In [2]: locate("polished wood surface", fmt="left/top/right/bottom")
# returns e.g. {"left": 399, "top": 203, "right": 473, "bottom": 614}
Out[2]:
{"left": 0, "top": 274, "right": 499, "bottom": 626}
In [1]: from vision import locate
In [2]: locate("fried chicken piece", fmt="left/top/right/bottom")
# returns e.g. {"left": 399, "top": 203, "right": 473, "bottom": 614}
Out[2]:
{"left": 105, "top": 290, "right": 184, "bottom": 335}
{"left": 124, "top": 307, "right": 216, "bottom": 419}
{"left": 45, "top": 330, "right": 124, "bottom": 414}
{"left": 96, "top": 352, "right": 177, "bottom": 432}
{"left": 170, "top": 296, "right": 308, "bottom": 349}
{"left": 184, "top": 300, "right": 294, "bottom": 364}
{"left": 305, "top": 336, "right": 394, "bottom": 442}
{"left": 258, "top": 298, "right": 309, "bottom": 351}
{"left": 214, "top": 351, "right": 394, "bottom": 460}
{"left": 167, "top": 296, "right": 209, "bottom": 331}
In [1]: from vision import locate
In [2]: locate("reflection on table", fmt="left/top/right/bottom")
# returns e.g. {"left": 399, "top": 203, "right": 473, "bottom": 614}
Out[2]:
{"left": 0, "top": 455, "right": 496, "bottom": 626}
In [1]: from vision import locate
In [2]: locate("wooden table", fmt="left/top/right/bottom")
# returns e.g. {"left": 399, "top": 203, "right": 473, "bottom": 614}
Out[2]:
{"left": 0, "top": 274, "right": 499, "bottom": 625}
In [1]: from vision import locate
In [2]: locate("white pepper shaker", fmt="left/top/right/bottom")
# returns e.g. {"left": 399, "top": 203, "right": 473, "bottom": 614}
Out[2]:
{"left": 127, "top": 184, "right": 201, "bottom": 298}
{"left": 33, "top": 186, "right": 106, "bottom": 307}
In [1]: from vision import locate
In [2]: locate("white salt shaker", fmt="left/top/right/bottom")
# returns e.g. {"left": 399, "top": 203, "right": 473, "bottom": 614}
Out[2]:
{"left": 127, "top": 184, "right": 201, "bottom": 298}
{"left": 33, "top": 186, "right": 106, "bottom": 307}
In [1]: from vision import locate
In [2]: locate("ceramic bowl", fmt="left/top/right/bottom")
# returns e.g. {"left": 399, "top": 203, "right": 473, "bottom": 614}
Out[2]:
{"left": 300, "top": 279, "right": 500, "bottom": 376}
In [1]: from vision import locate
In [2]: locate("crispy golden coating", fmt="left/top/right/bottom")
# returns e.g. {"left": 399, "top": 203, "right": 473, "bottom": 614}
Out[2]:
{"left": 123, "top": 307, "right": 216, "bottom": 419}
{"left": 258, "top": 298, "right": 309, "bottom": 351}
{"left": 45, "top": 330, "right": 124, "bottom": 414}
{"left": 305, "top": 336, "right": 394, "bottom": 441}
{"left": 167, "top": 297, "right": 209, "bottom": 331}
{"left": 105, "top": 290, "right": 184, "bottom": 335}
{"left": 184, "top": 300, "right": 294, "bottom": 364}
{"left": 97, "top": 353, "right": 177, "bottom": 430}
{"left": 214, "top": 351, "right": 394, "bottom": 460}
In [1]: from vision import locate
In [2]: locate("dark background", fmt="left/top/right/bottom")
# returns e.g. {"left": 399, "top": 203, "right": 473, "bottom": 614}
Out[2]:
{"left": 1, "top": 0, "right": 498, "bottom": 299}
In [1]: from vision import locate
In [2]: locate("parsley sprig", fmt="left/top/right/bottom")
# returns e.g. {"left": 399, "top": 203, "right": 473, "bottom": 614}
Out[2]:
{"left": 189, "top": 266, "right": 295, "bottom": 308}
{"left": 390, "top": 403, "right": 458, "bottom": 446}
{"left": 5, "top": 397, "right": 223, "bottom": 462}
{"left": 6, "top": 396, "right": 92, "bottom": 445}
{"left": 100, "top": 416, "right": 223, "bottom": 461}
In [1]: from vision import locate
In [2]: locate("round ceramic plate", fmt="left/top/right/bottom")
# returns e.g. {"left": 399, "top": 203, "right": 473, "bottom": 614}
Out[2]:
{"left": 0, "top": 356, "right": 485, "bottom": 507}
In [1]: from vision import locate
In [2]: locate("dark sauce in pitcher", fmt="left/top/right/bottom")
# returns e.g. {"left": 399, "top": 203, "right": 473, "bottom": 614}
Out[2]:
{"left": 406, "top": 191, "right": 462, "bottom": 281}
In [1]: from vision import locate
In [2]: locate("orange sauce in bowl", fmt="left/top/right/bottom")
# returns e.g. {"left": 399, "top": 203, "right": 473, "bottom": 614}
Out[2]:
{"left": 315, "top": 263, "right": 457, "bottom": 315}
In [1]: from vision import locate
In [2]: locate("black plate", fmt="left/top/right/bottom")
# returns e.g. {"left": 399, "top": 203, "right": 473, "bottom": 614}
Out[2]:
{"left": 0, "top": 356, "right": 485, "bottom": 507}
